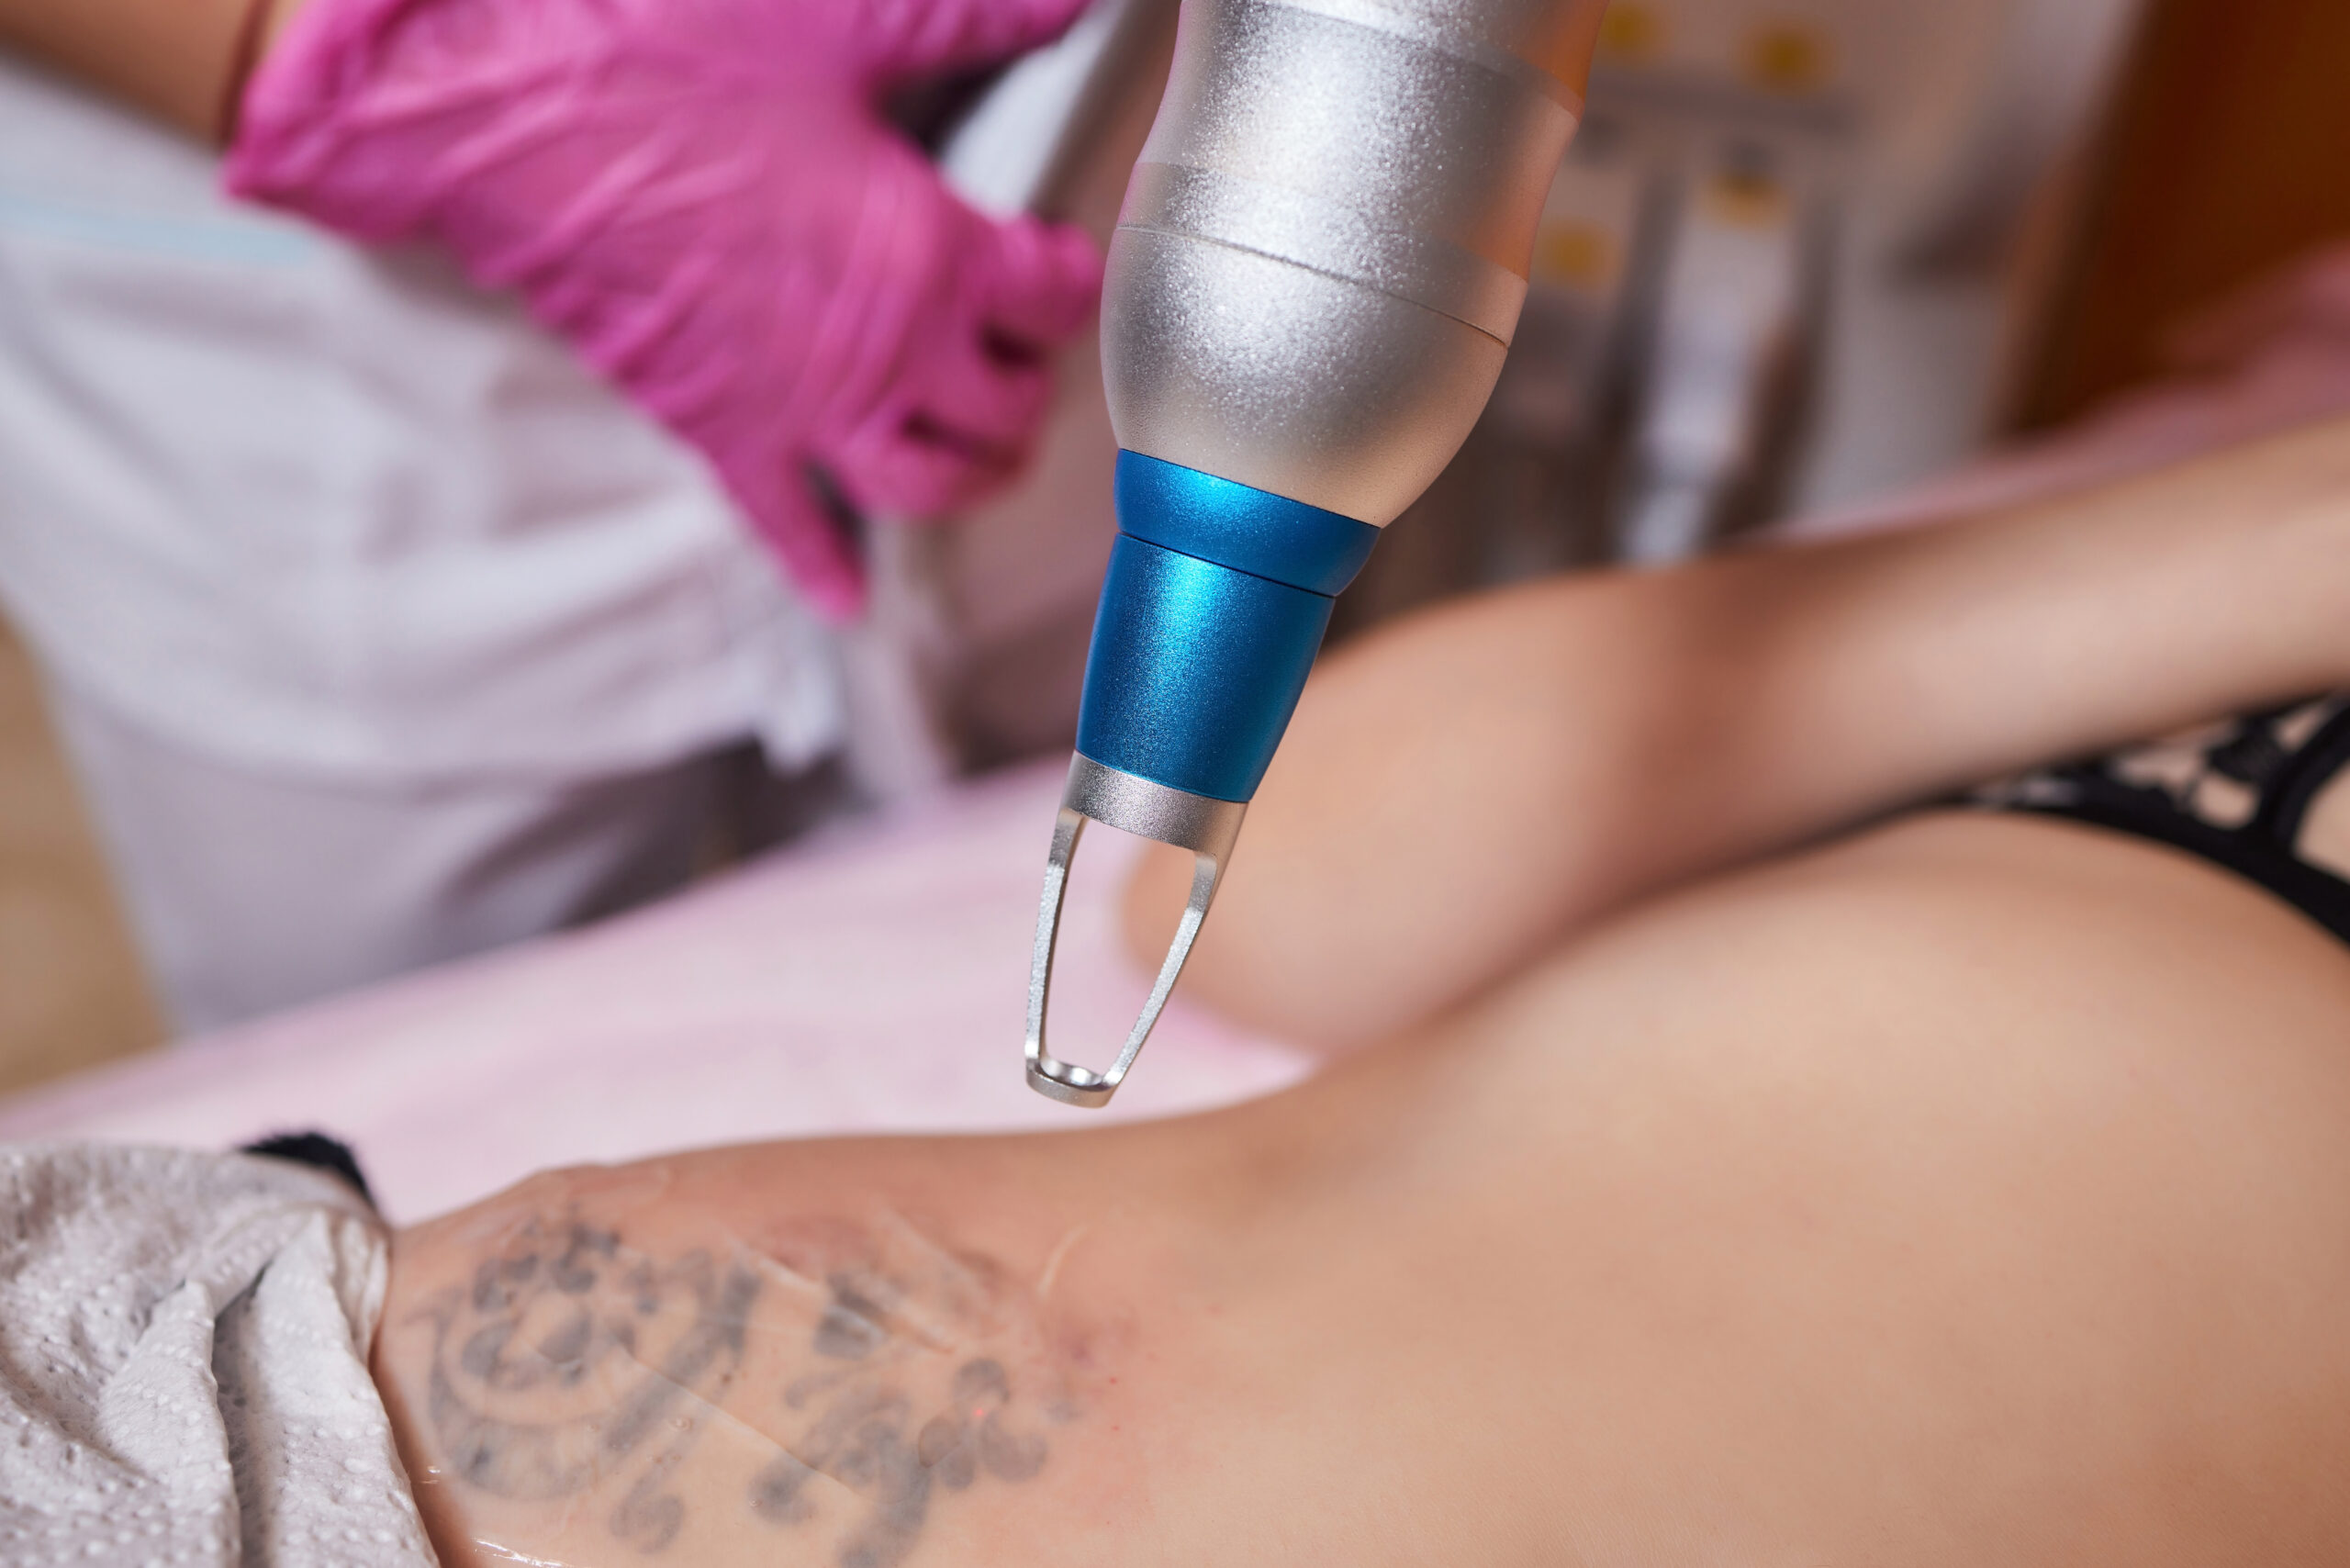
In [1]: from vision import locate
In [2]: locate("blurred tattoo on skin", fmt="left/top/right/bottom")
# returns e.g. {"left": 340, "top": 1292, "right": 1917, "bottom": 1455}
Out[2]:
{"left": 392, "top": 1190, "right": 1092, "bottom": 1566}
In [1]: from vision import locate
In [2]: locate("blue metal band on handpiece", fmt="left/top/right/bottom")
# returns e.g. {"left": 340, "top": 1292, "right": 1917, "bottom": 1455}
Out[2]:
{"left": 1075, "top": 452, "right": 1382, "bottom": 804}
{"left": 1111, "top": 450, "right": 1381, "bottom": 594}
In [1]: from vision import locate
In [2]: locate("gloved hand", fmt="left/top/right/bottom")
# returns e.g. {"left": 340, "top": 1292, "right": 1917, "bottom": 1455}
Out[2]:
{"left": 225, "top": 0, "right": 1104, "bottom": 619}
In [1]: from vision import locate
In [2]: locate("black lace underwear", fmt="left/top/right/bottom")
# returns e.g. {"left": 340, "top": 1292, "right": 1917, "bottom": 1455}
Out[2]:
{"left": 1975, "top": 695, "right": 2350, "bottom": 947}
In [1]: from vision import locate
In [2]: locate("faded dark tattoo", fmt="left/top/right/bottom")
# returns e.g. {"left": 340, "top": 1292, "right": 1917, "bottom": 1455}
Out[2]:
{"left": 409, "top": 1205, "right": 1082, "bottom": 1566}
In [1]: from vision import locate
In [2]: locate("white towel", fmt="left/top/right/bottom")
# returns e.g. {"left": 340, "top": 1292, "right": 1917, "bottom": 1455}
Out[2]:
{"left": 0, "top": 1143, "right": 436, "bottom": 1567}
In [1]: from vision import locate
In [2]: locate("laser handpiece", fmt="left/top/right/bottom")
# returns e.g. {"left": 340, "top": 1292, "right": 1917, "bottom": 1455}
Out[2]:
{"left": 1027, "top": 0, "right": 1601, "bottom": 1106}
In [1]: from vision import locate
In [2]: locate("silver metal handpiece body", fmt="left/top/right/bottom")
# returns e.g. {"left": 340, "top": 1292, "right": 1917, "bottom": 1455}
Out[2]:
{"left": 1107, "top": 0, "right": 1587, "bottom": 521}
{"left": 1027, "top": 0, "right": 1593, "bottom": 1107}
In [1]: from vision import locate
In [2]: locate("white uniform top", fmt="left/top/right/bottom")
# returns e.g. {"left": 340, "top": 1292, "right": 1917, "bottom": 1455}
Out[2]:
{"left": 0, "top": 56, "right": 843, "bottom": 784}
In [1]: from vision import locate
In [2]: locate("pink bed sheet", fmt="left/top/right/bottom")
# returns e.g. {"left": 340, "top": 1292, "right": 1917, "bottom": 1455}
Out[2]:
{"left": 0, "top": 763, "right": 1313, "bottom": 1221}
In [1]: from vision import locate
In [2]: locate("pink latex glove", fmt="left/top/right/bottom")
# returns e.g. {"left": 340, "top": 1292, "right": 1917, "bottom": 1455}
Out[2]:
{"left": 225, "top": 0, "right": 1104, "bottom": 619}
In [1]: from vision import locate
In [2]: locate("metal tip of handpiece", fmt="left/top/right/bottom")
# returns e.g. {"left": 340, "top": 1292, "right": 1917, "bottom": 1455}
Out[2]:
{"left": 1026, "top": 756, "right": 1246, "bottom": 1110}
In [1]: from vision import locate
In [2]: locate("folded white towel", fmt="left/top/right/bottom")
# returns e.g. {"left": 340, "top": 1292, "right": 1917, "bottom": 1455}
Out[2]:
{"left": 0, "top": 1143, "right": 435, "bottom": 1567}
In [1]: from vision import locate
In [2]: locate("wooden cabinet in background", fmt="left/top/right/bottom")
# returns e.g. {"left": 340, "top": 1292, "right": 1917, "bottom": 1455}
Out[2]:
{"left": 2019, "top": 0, "right": 2350, "bottom": 428}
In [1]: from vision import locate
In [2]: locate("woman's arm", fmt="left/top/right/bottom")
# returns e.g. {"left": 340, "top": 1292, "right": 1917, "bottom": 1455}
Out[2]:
{"left": 0, "top": 0, "right": 304, "bottom": 139}
{"left": 1129, "top": 414, "right": 2350, "bottom": 1047}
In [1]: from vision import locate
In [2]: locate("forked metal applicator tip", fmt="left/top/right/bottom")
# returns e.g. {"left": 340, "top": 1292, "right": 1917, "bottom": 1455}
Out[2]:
{"left": 1025, "top": 755, "right": 1246, "bottom": 1108}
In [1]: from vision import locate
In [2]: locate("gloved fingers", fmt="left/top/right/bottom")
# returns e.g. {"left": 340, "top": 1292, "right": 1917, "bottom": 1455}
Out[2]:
{"left": 722, "top": 454, "right": 870, "bottom": 622}
{"left": 867, "top": 0, "right": 1102, "bottom": 81}
{"left": 913, "top": 325, "right": 1058, "bottom": 450}
{"left": 831, "top": 409, "right": 1029, "bottom": 521}
{"left": 976, "top": 214, "right": 1105, "bottom": 354}
{"left": 819, "top": 326, "right": 1052, "bottom": 520}
{"left": 811, "top": 201, "right": 1091, "bottom": 519}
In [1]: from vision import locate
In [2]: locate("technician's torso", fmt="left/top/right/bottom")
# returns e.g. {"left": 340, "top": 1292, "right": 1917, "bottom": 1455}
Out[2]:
{"left": 0, "top": 53, "right": 840, "bottom": 782}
